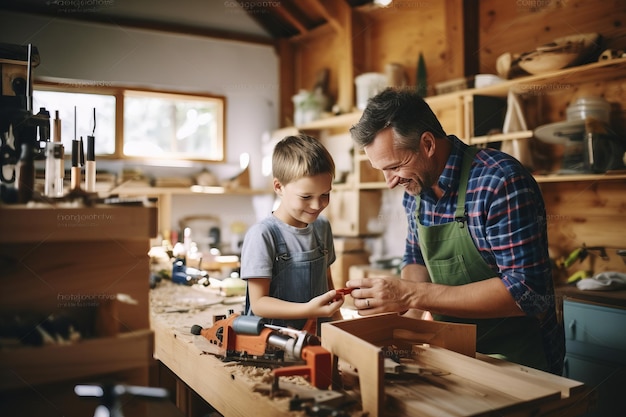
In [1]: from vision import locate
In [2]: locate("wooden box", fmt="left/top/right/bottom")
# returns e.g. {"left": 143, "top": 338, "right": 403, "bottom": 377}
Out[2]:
{"left": 321, "top": 314, "right": 589, "bottom": 417}
{"left": 325, "top": 189, "right": 382, "bottom": 237}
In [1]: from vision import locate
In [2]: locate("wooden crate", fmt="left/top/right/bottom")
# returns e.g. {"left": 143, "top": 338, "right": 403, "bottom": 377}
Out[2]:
{"left": 321, "top": 314, "right": 588, "bottom": 417}
{"left": 325, "top": 189, "right": 382, "bottom": 237}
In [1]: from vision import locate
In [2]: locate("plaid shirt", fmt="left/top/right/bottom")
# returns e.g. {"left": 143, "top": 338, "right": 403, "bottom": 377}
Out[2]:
{"left": 402, "top": 135, "right": 564, "bottom": 374}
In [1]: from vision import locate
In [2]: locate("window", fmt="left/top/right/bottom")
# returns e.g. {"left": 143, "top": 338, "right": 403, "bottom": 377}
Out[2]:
{"left": 33, "top": 81, "right": 225, "bottom": 162}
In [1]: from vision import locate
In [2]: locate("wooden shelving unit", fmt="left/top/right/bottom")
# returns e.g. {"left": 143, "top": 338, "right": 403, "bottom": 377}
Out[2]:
{"left": 294, "top": 58, "right": 626, "bottom": 190}
{"left": 106, "top": 184, "right": 272, "bottom": 238}
{"left": 0, "top": 204, "right": 158, "bottom": 417}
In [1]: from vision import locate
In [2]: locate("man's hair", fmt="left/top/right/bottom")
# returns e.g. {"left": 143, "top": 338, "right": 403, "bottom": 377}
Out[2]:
{"left": 350, "top": 87, "right": 447, "bottom": 151}
{"left": 272, "top": 134, "right": 335, "bottom": 185}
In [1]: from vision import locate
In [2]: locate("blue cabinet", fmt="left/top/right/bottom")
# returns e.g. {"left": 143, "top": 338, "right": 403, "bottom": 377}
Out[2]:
{"left": 563, "top": 299, "right": 626, "bottom": 417}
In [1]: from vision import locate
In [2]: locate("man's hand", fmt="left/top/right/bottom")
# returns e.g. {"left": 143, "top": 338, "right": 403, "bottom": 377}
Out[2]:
{"left": 346, "top": 277, "right": 413, "bottom": 315}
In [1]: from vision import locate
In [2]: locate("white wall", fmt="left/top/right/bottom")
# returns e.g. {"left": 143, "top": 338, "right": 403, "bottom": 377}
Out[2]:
{"left": 1, "top": 10, "right": 279, "bottom": 244}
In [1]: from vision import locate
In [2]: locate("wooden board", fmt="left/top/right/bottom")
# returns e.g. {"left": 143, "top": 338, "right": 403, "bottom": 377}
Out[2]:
{"left": 0, "top": 204, "right": 157, "bottom": 243}
{"left": 0, "top": 329, "right": 153, "bottom": 391}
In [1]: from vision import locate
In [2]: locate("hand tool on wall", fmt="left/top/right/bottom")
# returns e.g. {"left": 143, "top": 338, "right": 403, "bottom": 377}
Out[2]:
{"left": 85, "top": 107, "right": 96, "bottom": 192}
{"left": 555, "top": 244, "right": 610, "bottom": 283}
{"left": 191, "top": 313, "right": 332, "bottom": 390}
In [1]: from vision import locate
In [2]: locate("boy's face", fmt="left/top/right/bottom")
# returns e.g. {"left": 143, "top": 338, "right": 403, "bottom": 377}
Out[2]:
{"left": 273, "top": 173, "right": 333, "bottom": 228}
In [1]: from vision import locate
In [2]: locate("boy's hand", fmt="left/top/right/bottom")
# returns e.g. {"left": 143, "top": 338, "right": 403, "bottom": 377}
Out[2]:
{"left": 309, "top": 290, "right": 344, "bottom": 317}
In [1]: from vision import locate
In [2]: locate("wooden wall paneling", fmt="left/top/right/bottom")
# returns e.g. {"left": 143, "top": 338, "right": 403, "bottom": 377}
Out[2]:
{"left": 541, "top": 180, "right": 626, "bottom": 280}
{"left": 293, "top": 28, "right": 342, "bottom": 110}
{"left": 322, "top": 0, "right": 356, "bottom": 113}
{"left": 362, "top": 1, "right": 463, "bottom": 91}
{"left": 478, "top": 0, "right": 626, "bottom": 75}
{"left": 458, "top": 0, "right": 480, "bottom": 77}
{"left": 286, "top": 1, "right": 354, "bottom": 119}
{"left": 277, "top": 39, "right": 297, "bottom": 126}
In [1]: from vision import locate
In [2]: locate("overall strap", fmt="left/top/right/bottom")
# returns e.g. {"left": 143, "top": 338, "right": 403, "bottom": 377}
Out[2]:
{"left": 264, "top": 218, "right": 288, "bottom": 259}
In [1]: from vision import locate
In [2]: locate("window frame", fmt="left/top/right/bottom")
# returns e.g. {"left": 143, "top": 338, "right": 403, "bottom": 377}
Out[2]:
{"left": 34, "top": 79, "right": 227, "bottom": 163}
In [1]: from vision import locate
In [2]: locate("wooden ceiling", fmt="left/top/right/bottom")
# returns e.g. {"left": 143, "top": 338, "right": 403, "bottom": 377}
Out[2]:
{"left": 0, "top": 0, "right": 375, "bottom": 45}
{"left": 238, "top": 0, "right": 372, "bottom": 39}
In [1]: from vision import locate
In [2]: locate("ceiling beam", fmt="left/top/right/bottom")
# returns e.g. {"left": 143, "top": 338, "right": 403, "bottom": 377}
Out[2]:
{"left": 0, "top": 6, "right": 274, "bottom": 46}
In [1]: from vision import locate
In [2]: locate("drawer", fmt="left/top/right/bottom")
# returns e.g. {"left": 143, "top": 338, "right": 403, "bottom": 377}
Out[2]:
{"left": 563, "top": 299, "right": 626, "bottom": 351}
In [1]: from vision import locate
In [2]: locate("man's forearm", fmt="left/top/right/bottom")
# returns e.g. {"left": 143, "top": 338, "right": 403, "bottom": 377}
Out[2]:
{"left": 411, "top": 277, "right": 525, "bottom": 319}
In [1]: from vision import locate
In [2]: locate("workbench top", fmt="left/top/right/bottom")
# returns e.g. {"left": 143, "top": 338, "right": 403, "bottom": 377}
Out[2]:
{"left": 556, "top": 284, "right": 626, "bottom": 309}
{"left": 150, "top": 281, "right": 321, "bottom": 416}
{"left": 150, "top": 281, "right": 594, "bottom": 417}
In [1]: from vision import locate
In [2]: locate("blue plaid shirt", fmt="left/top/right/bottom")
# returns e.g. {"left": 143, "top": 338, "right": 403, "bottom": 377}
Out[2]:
{"left": 402, "top": 135, "right": 564, "bottom": 374}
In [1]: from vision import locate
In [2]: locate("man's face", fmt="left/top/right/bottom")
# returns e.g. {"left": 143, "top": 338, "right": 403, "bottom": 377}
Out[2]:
{"left": 364, "top": 128, "right": 437, "bottom": 196}
{"left": 273, "top": 173, "right": 333, "bottom": 228}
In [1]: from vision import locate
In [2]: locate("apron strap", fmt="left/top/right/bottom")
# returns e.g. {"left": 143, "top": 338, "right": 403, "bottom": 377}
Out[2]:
{"left": 455, "top": 146, "right": 478, "bottom": 222}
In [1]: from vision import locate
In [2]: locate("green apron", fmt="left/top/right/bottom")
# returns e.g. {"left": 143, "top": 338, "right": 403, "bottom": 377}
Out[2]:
{"left": 416, "top": 147, "right": 548, "bottom": 371}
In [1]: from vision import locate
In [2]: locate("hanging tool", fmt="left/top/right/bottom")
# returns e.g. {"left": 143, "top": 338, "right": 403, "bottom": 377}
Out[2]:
{"left": 555, "top": 246, "right": 587, "bottom": 269}
{"left": 85, "top": 108, "right": 97, "bottom": 192}
{"left": 191, "top": 313, "right": 332, "bottom": 390}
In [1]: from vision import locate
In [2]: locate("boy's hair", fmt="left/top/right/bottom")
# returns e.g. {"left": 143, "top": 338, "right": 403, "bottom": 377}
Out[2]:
{"left": 272, "top": 134, "right": 335, "bottom": 185}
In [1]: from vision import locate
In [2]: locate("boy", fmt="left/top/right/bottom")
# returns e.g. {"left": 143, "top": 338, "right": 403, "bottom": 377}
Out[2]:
{"left": 240, "top": 134, "right": 344, "bottom": 331}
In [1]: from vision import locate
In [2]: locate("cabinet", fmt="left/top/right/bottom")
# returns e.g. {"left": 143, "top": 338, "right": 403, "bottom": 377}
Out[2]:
{"left": 563, "top": 298, "right": 626, "bottom": 416}
{"left": 0, "top": 204, "right": 157, "bottom": 417}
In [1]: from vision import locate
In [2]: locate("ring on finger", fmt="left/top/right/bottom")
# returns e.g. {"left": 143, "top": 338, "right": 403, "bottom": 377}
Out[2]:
{"left": 366, "top": 299, "right": 370, "bottom": 308}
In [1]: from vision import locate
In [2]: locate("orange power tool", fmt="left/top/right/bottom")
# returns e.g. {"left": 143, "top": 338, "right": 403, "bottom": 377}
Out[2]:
{"left": 191, "top": 313, "right": 332, "bottom": 390}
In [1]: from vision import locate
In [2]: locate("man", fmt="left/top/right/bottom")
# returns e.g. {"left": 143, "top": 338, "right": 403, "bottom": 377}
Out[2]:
{"left": 346, "top": 88, "right": 565, "bottom": 375}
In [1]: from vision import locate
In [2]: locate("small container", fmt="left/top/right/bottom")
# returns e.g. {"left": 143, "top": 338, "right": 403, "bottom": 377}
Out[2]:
{"left": 566, "top": 97, "right": 611, "bottom": 122}
{"left": 474, "top": 74, "right": 504, "bottom": 88}
{"left": 355, "top": 73, "right": 387, "bottom": 110}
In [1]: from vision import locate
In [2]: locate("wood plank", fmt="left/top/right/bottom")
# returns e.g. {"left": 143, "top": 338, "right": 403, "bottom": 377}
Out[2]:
{"left": 277, "top": 38, "right": 297, "bottom": 127}
{"left": 0, "top": 329, "right": 153, "bottom": 390}
{"left": 321, "top": 317, "right": 385, "bottom": 417}
{"left": 0, "top": 240, "right": 151, "bottom": 331}
{"left": 386, "top": 373, "right": 523, "bottom": 417}
{"left": 0, "top": 205, "right": 157, "bottom": 243}
{"left": 413, "top": 345, "right": 561, "bottom": 403}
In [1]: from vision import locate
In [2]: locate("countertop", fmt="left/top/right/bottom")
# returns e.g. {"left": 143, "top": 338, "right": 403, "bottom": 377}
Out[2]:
{"left": 556, "top": 284, "right": 626, "bottom": 309}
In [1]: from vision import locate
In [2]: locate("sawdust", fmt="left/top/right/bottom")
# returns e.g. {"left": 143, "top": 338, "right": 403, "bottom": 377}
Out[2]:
{"left": 227, "top": 363, "right": 312, "bottom": 387}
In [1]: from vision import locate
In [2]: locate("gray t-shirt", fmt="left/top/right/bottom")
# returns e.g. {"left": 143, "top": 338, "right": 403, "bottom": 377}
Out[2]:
{"left": 240, "top": 214, "right": 336, "bottom": 279}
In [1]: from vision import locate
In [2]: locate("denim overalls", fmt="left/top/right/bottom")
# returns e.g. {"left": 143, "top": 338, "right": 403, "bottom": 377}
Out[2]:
{"left": 245, "top": 218, "right": 329, "bottom": 330}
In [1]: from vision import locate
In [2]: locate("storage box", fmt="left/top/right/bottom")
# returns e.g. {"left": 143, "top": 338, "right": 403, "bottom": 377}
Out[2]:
{"left": 331, "top": 252, "right": 369, "bottom": 291}
{"left": 325, "top": 190, "right": 382, "bottom": 237}
{"left": 321, "top": 314, "right": 588, "bottom": 417}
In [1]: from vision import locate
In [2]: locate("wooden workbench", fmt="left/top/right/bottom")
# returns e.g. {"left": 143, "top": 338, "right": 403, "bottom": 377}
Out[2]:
{"left": 150, "top": 281, "right": 595, "bottom": 417}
